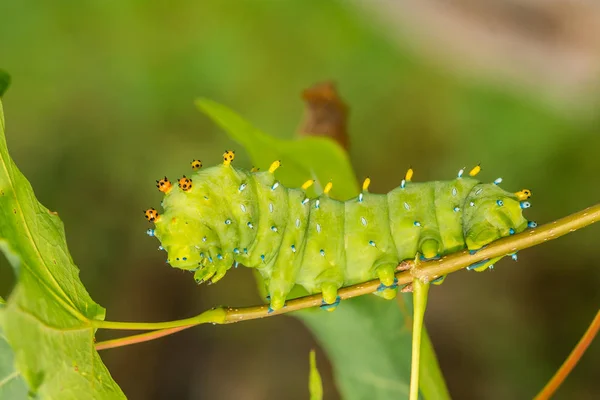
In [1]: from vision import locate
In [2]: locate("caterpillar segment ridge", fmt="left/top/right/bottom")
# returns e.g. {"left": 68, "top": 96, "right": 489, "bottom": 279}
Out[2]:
{"left": 144, "top": 151, "right": 535, "bottom": 312}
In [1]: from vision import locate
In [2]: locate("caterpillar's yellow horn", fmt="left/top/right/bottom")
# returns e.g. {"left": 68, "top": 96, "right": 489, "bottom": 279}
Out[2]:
{"left": 469, "top": 164, "right": 481, "bottom": 177}
{"left": 269, "top": 160, "right": 281, "bottom": 173}
{"left": 302, "top": 179, "right": 315, "bottom": 190}
{"left": 362, "top": 178, "right": 371, "bottom": 191}
{"left": 324, "top": 182, "right": 333, "bottom": 195}
{"left": 405, "top": 167, "right": 414, "bottom": 182}
{"left": 515, "top": 189, "right": 532, "bottom": 200}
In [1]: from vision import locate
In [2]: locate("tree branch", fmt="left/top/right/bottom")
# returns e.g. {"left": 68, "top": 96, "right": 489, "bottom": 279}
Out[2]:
{"left": 95, "top": 203, "right": 600, "bottom": 350}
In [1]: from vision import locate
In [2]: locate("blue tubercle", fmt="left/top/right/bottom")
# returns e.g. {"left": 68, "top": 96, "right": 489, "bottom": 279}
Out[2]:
{"left": 146, "top": 229, "right": 155, "bottom": 237}
{"left": 320, "top": 296, "right": 341, "bottom": 310}
{"left": 511, "top": 253, "right": 518, "bottom": 261}
{"left": 377, "top": 277, "right": 399, "bottom": 291}
{"left": 520, "top": 201, "right": 531, "bottom": 209}
{"left": 528, "top": 221, "right": 537, "bottom": 228}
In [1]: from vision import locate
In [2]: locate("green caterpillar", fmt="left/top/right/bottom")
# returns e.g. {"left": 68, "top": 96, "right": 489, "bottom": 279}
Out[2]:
{"left": 145, "top": 151, "right": 534, "bottom": 311}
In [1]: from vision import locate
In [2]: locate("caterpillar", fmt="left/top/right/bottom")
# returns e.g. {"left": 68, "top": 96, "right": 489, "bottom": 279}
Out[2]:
{"left": 145, "top": 151, "right": 534, "bottom": 312}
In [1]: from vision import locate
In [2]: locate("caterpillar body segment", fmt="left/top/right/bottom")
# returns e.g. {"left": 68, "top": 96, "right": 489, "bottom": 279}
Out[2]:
{"left": 148, "top": 161, "right": 532, "bottom": 311}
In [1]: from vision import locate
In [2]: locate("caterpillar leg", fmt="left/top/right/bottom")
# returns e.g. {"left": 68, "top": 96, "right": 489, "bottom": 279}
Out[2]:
{"left": 320, "top": 282, "right": 341, "bottom": 311}
{"left": 210, "top": 263, "right": 230, "bottom": 284}
{"left": 431, "top": 275, "right": 446, "bottom": 285}
{"left": 268, "top": 289, "right": 289, "bottom": 312}
{"left": 374, "top": 287, "right": 398, "bottom": 300}
{"left": 466, "top": 256, "right": 503, "bottom": 272}
{"left": 375, "top": 264, "right": 398, "bottom": 300}
{"left": 193, "top": 263, "right": 216, "bottom": 284}
{"left": 420, "top": 239, "right": 440, "bottom": 260}
{"left": 376, "top": 264, "right": 396, "bottom": 287}
{"left": 204, "top": 249, "right": 233, "bottom": 284}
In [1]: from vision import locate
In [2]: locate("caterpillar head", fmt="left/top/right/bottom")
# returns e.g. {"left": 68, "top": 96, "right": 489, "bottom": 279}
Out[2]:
{"left": 463, "top": 184, "right": 531, "bottom": 251}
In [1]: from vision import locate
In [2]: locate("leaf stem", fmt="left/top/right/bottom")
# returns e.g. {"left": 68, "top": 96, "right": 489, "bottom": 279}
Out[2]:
{"left": 95, "top": 326, "right": 193, "bottom": 350}
{"left": 533, "top": 310, "right": 600, "bottom": 400}
{"left": 92, "top": 308, "right": 226, "bottom": 330}
{"left": 410, "top": 277, "right": 429, "bottom": 400}
{"left": 95, "top": 203, "right": 599, "bottom": 350}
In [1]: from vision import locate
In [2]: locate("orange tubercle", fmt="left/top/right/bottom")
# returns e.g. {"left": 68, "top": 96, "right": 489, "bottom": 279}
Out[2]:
{"left": 144, "top": 208, "right": 159, "bottom": 222}
{"left": 178, "top": 176, "right": 192, "bottom": 191}
{"left": 156, "top": 177, "right": 172, "bottom": 193}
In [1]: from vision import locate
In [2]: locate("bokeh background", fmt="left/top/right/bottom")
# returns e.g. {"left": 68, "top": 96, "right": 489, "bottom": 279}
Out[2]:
{"left": 1, "top": 0, "right": 599, "bottom": 399}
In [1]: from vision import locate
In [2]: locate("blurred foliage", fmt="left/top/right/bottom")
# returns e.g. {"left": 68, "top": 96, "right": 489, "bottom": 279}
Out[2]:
{"left": 0, "top": 101, "right": 124, "bottom": 398}
{"left": 309, "top": 350, "right": 323, "bottom": 400}
{"left": 0, "top": 70, "right": 10, "bottom": 97}
{"left": 0, "top": 295, "right": 29, "bottom": 400}
{"left": 0, "top": 0, "right": 598, "bottom": 399}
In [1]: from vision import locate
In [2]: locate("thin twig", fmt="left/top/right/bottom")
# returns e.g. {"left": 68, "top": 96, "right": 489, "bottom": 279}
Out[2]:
{"left": 409, "top": 278, "right": 429, "bottom": 400}
{"left": 94, "top": 203, "right": 600, "bottom": 350}
{"left": 534, "top": 310, "right": 600, "bottom": 400}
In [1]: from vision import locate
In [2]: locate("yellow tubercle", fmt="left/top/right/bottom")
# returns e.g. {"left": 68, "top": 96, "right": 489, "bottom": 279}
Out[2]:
{"left": 223, "top": 150, "right": 235, "bottom": 166}
{"left": 251, "top": 166, "right": 260, "bottom": 173}
{"left": 301, "top": 179, "right": 315, "bottom": 190}
{"left": 405, "top": 167, "right": 414, "bottom": 182}
{"left": 324, "top": 182, "right": 333, "bottom": 195}
{"left": 469, "top": 164, "right": 481, "bottom": 177}
{"left": 268, "top": 160, "right": 281, "bottom": 173}
{"left": 191, "top": 160, "right": 203, "bottom": 171}
{"left": 515, "top": 189, "right": 532, "bottom": 200}
{"left": 362, "top": 177, "right": 371, "bottom": 191}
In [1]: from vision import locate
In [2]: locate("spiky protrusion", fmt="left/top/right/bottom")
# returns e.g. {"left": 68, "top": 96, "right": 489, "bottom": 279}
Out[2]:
{"left": 223, "top": 150, "right": 235, "bottom": 166}
{"left": 178, "top": 176, "right": 192, "bottom": 191}
{"left": 269, "top": 160, "right": 281, "bottom": 173}
{"left": 469, "top": 163, "right": 481, "bottom": 176}
{"left": 515, "top": 189, "right": 532, "bottom": 200}
{"left": 191, "top": 160, "right": 203, "bottom": 171}
{"left": 144, "top": 208, "right": 159, "bottom": 222}
{"left": 156, "top": 177, "right": 172, "bottom": 193}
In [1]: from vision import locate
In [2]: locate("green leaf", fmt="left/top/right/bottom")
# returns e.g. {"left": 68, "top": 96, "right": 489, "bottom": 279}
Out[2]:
{"left": 309, "top": 350, "right": 323, "bottom": 400}
{"left": 0, "top": 100, "right": 125, "bottom": 399}
{"left": 198, "top": 99, "right": 450, "bottom": 400}
{"left": 0, "top": 70, "right": 10, "bottom": 97}
{"left": 196, "top": 98, "right": 358, "bottom": 199}
{"left": 1, "top": 297, "right": 29, "bottom": 400}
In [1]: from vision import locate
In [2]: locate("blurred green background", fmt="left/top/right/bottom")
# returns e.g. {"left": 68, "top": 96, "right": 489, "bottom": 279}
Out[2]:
{"left": 1, "top": 0, "right": 599, "bottom": 399}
